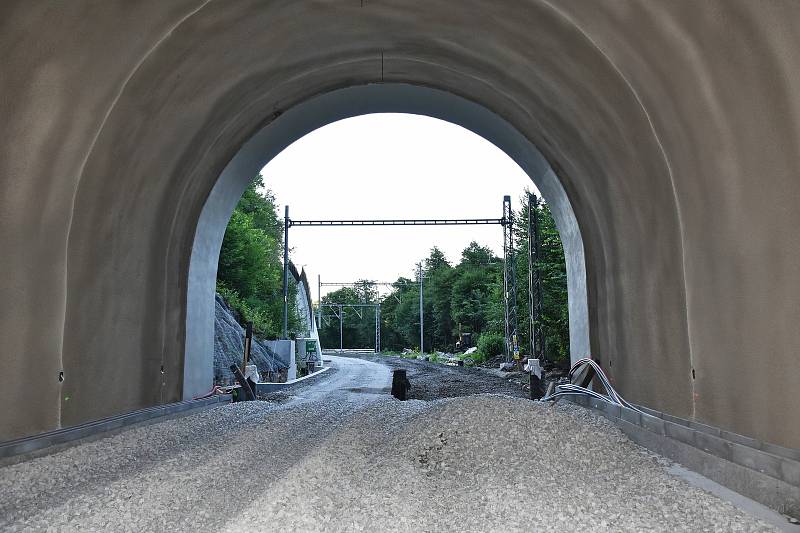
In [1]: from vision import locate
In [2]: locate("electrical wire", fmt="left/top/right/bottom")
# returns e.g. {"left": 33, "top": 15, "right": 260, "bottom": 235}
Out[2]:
{"left": 540, "top": 357, "right": 645, "bottom": 414}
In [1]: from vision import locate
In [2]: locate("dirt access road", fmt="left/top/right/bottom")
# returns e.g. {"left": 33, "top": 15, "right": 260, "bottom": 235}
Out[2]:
{"left": 337, "top": 351, "right": 530, "bottom": 400}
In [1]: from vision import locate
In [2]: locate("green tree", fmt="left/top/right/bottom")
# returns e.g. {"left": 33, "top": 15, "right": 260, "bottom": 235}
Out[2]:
{"left": 216, "top": 174, "right": 300, "bottom": 339}
{"left": 450, "top": 242, "right": 502, "bottom": 341}
{"left": 318, "top": 286, "right": 379, "bottom": 349}
{"left": 313, "top": 201, "right": 568, "bottom": 360}
{"left": 514, "top": 191, "right": 569, "bottom": 361}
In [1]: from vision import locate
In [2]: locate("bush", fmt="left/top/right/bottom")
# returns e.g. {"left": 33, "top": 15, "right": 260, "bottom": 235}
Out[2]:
{"left": 477, "top": 333, "right": 505, "bottom": 359}
{"left": 217, "top": 283, "right": 275, "bottom": 338}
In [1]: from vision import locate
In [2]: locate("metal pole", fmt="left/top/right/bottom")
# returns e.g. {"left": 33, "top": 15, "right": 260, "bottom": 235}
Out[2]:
{"left": 502, "top": 199, "right": 511, "bottom": 361}
{"left": 317, "top": 274, "right": 321, "bottom": 329}
{"left": 528, "top": 193, "right": 536, "bottom": 360}
{"left": 375, "top": 305, "right": 380, "bottom": 354}
{"left": 530, "top": 194, "right": 544, "bottom": 362}
{"left": 418, "top": 263, "right": 424, "bottom": 354}
{"left": 243, "top": 321, "right": 253, "bottom": 369}
{"left": 339, "top": 304, "right": 343, "bottom": 352}
{"left": 282, "top": 205, "right": 290, "bottom": 339}
{"left": 502, "top": 195, "right": 519, "bottom": 363}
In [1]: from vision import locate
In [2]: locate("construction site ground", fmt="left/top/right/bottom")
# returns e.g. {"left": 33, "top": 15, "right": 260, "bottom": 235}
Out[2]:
{"left": 0, "top": 355, "right": 791, "bottom": 532}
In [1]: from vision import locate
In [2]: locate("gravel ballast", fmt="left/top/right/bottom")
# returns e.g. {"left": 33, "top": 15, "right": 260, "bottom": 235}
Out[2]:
{"left": 0, "top": 357, "right": 778, "bottom": 532}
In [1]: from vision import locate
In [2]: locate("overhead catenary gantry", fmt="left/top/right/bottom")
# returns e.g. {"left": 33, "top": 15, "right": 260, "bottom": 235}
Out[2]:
{"left": 281, "top": 197, "right": 524, "bottom": 360}
{"left": 319, "top": 303, "right": 382, "bottom": 353}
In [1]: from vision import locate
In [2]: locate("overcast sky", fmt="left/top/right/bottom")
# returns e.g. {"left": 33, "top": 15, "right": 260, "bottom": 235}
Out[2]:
{"left": 260, "top": 113, "right": 537, "bottom": 302}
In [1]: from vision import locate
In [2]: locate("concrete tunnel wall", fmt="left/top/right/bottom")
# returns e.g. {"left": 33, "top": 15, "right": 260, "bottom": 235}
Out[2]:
{"left": 0, "top": 1, "right": 798, "bottom": 448}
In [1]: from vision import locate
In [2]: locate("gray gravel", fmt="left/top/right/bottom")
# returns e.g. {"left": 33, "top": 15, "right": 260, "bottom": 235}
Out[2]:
{"left": 349, "top": 352, "right": 529, "bottom": 400}
{"left": 0, "top": 356, "right": 777, "bottom": 532}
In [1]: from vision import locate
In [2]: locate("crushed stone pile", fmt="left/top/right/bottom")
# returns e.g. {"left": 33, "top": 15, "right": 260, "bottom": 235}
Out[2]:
{"left": 0, "top": 394, "right": 776, "bottom": 532}
{"left": 223, "top": 396, "right": 776, "bottom": 533}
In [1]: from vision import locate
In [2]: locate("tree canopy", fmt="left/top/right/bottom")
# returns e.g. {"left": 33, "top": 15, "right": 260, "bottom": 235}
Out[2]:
{"left": 217, "top": 180, "right": 569, "bottom": 360}
{"left": 216, "top": 174, "right": 300, "bottom": 339}
{"left": 316, "top": 192, "right": 569, "bottom": 361}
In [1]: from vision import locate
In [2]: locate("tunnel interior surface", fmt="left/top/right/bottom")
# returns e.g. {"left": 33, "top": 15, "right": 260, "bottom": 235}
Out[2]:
{"left": 1, "top": 1, "right": 799, "bottom": 449}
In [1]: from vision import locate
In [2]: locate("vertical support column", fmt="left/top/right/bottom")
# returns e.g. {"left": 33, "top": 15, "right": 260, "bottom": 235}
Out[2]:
{"left": 528, "top": 193, "right": 535, "bottom": 360}
{"left": 339, "top": 303, "right": 343, "bottom": 352}
{"left": 282, "top": 205, "right": 290, "bottom": 339}
{"left": 317, "top": 274, "right": 321, "bottom": 330}
{"left": 375, "top": 304, "right": 381, "bottom": 354}
{"left": 502, "top": 195, "right": 519, "bottom": 362}
{"left": 418, "top": 263, "right": 424, "bottom": 354}
{"left": 243, "top": 321, "right": 253, "bottom": 369}
{"left": 529, "top": 193, "right": 545, "bottom": 362}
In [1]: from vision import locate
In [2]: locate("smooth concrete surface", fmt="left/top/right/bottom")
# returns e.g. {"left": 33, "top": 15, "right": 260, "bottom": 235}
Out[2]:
{"left": 255, "top": 366, "right": 332, "bottom": 395}
{"left": 264, "top": 340, "right": 296, "bottom": 381}
{"left": 1, "top": 1, "right": 799, "bottom": 450}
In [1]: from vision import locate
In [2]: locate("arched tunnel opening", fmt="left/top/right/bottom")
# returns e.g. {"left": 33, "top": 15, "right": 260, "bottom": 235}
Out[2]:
{"left": 207, "top": 110, "right": 577, "bottom": 395}
{"left": 2, "top": 2, "right": 799, "bottom": 527}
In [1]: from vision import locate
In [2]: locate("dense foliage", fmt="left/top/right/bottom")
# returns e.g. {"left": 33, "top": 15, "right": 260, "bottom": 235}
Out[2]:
{"left": 476, "top": 333, "right": 505, "bottom": 359}
{"left": 216, "top": 175, "right": 300, "bottom": 339}
{"left": 318, "top": 192, "right": 570, "bottom": 361}
{"left": 217, "top": 179, "right": 567, "bottom": 357}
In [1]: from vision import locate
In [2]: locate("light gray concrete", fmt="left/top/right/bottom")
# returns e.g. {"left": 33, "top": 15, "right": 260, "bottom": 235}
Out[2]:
{"left": 1, "top": 1, "right": 799, "bottom": 452}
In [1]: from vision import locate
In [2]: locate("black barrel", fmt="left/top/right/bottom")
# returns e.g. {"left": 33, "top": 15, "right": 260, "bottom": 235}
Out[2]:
{"left": 391, "top": 369, "right": 410, "bottom": 400}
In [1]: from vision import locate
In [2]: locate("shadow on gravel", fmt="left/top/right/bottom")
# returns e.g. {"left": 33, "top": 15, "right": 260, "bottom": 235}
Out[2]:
{"left": 344, "top": 387, "right": 391, "bottom": 395}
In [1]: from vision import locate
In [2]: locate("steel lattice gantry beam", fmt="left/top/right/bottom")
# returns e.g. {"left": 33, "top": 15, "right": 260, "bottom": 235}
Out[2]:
{"left": 289, "top": 218, "right": 504, "bottom": 227}
{"left": 285, "top": 201, "right": 517, "bottom": 363}
{"left": 319, "top": 303, "right": 381, "bottom": 353}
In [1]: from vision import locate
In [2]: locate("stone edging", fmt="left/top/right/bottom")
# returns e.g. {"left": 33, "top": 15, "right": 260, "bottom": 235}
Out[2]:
{"left": 568, "top": 395, "right": 799, "bottom": 518}
{"left": 0, "top": 394, "right": 231, "bottom": 463}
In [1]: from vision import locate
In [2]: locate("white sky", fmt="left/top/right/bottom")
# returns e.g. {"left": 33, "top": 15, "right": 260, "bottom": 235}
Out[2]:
{"left": 260, "top": 113, "right": 537, "bottom": 302}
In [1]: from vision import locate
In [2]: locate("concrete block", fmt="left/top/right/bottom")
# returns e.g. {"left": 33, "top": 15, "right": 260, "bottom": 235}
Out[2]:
{"left": 604, "top": 403, "right": 622, "bottom": 420}
{"left": 780, "top": 458, "right": 800, "bottom": 487}
{"left": 720, "top": 430, "right": 761, "bottom": 450}
{"left": 641, "top": 412, "right": 666, "bottom": 435}
{"left": 665, "top": 421, "right": 696, "bottom": 447}
{"left": 620, "top": 407, "right": 641, "bottom": 426}
{"left": 730, "top": 444, "right": 783, "bottom": 480}
{"left": 694, "top": 432, "right": 732, "bottom": 461}
{"left": 637, "top": 405, "right": 663, "bottom": 418}
{"left": 688, "top": 419, "right": 722, "bottom": 437}
{"left": 763, "top": 442, "right": 800, "bottom": 462}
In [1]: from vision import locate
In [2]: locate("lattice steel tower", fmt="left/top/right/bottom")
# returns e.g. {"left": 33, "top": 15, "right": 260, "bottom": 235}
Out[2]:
{"left": 502, "top": 195, "right": 520, "bottom": 362}
{"left": 528, "top": 192, "right": 545, "bottom": 362}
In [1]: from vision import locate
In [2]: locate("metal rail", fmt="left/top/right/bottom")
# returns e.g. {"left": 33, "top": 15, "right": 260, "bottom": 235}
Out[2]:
{"left": 286, "top": 199, "right": 520, "bottom": 363}
{"left": 290, "top": 218, "right": 505, "bottom": 227}
{"left": 320, "top": 281, "right": 418, "bottom": 286}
